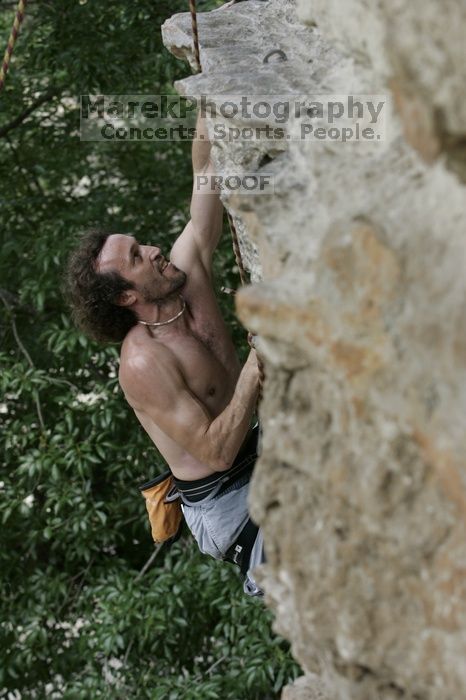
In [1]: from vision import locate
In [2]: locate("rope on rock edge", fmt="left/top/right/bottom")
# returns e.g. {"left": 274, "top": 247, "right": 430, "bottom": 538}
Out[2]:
{"left": 188, "top": 0, "right": 265, "bottom": 403}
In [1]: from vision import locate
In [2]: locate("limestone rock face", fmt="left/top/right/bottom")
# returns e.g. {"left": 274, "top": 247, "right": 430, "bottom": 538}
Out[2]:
{"left": 162, "top": 2, "right": 466, "bottom": 698}
{"left": 298, "top": 0, "right": 466, "bottom": 178}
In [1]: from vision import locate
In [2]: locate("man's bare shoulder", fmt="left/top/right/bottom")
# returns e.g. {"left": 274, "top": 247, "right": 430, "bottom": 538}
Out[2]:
{"left": 118, "top": 326, "right": 177, "bottom": 404}
{"left": 120, "top": 324, "right": 161, "bottom": 369}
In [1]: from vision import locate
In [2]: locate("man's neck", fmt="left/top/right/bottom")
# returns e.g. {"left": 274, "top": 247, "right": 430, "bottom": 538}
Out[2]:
{"left": 136, "top": 295, "right": 188, "bottom": 334}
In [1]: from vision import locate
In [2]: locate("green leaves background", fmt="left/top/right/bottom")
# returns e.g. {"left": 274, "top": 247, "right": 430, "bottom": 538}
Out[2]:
{"left": 0, "top": 1, "right": 301, "bottom": 696}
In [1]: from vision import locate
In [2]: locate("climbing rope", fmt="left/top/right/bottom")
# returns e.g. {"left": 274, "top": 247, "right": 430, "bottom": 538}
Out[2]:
{"left": 188, "top": 0, "right": 265, "bottom": 401}
{"left": 226, "top": 211, "right": 248, "bottom": 287}
{"left": 0, "top": 0, "right": 27, "bottom": 93}
{"left": 188, "top": 0, "right": 202, "bottom": 73}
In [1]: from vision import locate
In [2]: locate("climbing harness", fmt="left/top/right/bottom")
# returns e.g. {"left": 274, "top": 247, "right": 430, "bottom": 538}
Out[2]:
{"left": 140, "top": 425, "right": 261, "bottom": 574}
{"left": 0, "top": 0, "right": 27, "bottom": 93}
{"left": 175, "top": 423, "right": 261, "bottom": 576}
{"left": 224, "top": 518, "right": 259, "bottom": 576}
{"left": 173, "top": 423, "right": 259, "bottom": 503}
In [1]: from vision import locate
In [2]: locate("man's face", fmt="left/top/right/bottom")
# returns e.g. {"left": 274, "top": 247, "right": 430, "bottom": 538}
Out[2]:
{"left": 96, "top": 233, "right": 186, "bottom": 303}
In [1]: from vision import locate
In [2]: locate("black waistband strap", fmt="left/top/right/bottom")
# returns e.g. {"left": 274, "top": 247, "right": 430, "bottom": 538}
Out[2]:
{"left": 224, "top": 518, "right": 259, "bottom": 576}
{"left": 174, "top": 424, "right": 260, "bottom": 504}
{"left": 176, "top": 452, "right": 257, "bottom": 505}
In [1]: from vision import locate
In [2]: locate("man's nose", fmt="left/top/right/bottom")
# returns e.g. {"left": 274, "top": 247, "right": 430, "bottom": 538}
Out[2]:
{"left": 147, "top": 245, "right": 162, "bottom": 261}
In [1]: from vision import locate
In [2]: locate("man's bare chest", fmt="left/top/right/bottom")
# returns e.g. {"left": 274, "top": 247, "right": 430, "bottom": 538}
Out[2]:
{"left": 176, "top": 289, "right": 240, "bottom": 390}
{"left": 167, "top": 325, "right": 236, "bottom": 411}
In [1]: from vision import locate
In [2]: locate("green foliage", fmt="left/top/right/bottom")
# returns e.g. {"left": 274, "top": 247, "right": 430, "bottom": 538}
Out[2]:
{"left": 0, "top": 0, "right": 301, "bottom": 697}
{"left": 2, "top": 541, "right": 300, "bottom": 698}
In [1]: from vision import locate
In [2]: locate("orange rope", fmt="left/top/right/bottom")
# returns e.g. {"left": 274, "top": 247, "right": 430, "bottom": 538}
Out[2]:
{"left": 0, "top": 0, "right": 27, "bottom": 93}
{"left": 227, "top": 211, "right": 248, "bottom": 286}
{"left": 188, "top": 0, "right": 202, "bottom": 73}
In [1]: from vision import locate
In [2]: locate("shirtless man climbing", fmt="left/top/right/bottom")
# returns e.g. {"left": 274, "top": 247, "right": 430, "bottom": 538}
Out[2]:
{"left": 66, "top": 113, "right": 264, "bottom": 595}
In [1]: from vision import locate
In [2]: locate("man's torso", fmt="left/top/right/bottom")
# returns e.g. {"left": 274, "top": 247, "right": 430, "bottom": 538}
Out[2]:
{"left": 119, "top": 255, "right": 246, "bottom": 480}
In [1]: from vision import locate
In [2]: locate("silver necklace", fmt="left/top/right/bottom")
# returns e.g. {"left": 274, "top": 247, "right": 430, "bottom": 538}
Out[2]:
{"left": 138, "top": 295, "right": 186, "bottom": 327}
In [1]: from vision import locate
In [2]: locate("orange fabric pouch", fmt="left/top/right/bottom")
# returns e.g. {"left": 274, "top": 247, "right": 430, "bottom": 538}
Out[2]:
{"left": 139, "top": 470, "right": 183, "bottom": 544}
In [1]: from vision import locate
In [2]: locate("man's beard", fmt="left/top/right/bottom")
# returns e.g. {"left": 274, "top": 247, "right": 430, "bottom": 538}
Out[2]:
{"left": 141, "top": 266, "right": 187, "bottom": 303}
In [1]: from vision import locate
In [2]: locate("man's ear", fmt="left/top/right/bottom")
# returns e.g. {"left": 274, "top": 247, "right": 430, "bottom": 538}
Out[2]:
{"left": 116, "top": 289, "right": 137, "bottom": 307}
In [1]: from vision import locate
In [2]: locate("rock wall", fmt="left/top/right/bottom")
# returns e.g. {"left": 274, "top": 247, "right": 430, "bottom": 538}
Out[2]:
{"left": 162, "top": 2, "right": 466, "bottom": 698}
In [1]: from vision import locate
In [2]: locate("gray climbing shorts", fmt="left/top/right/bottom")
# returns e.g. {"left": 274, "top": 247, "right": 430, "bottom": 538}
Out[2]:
{"left": 181, "top": 474, "right": 265, "bottom": 597}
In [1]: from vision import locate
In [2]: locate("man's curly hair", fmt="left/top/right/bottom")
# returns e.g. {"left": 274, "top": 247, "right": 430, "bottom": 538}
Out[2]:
{"left": 65, "top": 229, "right": 137, "bottom": 344}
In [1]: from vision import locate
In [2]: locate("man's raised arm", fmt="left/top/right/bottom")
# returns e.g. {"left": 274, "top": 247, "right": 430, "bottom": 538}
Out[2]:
{"left": 171, "top": 112, "right": 224, "bottom": 274}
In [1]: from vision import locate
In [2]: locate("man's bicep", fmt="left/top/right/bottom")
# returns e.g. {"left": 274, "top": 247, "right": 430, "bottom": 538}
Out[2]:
{"left": 149, "top": 385, "right": 212, "bottom": 451}
{"left": 170, "top": 154, "right": 224, "bottom": 275}
{"left": 170, "top": 220, "right": 209, "bottom": 276}
{"left": 121, "top": 359, "right": 217, "bottom": 466}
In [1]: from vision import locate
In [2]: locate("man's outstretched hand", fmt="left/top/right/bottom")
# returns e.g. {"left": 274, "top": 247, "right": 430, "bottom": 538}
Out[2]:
{"left": 245, "top": 347, "right": 261, "bottom": 381}
{"left": 247, "top": 332, "right": 257, "bottom": 349}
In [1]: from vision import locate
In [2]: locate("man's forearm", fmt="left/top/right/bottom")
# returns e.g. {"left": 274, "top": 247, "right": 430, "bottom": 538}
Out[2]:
{"left": 189, "top": 111, "right": 223, "bottom": 248}
{"left": 205, "top": 351, "right": 260, "bottom": 470}
{"left": 192, "top": 112, "right": 212, "bottom": 173}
